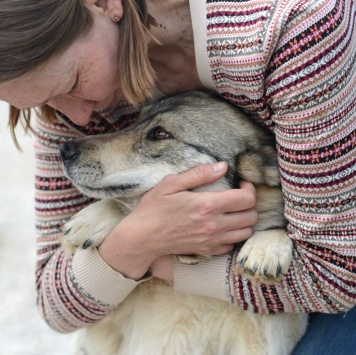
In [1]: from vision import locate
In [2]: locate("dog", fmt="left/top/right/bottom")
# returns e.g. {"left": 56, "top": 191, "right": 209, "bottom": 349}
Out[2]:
{"left": 60, "top": 91, "right": 308, "bottom": 355}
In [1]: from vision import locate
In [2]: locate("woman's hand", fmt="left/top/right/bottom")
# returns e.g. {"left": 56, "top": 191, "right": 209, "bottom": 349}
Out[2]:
{"left": 98, "top": 162, "right": 258, "bottom": 280}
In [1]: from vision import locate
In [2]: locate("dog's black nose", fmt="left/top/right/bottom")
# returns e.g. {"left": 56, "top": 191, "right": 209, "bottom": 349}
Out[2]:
{"left": 60, "top": 141, "right": 80, "bottom": 161}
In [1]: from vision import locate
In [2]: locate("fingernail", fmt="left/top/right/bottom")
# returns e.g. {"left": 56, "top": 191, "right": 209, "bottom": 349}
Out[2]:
{"left": 212, "top": 161, "right": 226, "bottom": 173}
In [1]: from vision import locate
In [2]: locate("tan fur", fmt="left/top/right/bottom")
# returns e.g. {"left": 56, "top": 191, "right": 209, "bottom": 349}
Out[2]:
{"left": 74, "top": 279, "right": 307, "bottom": 355}
{"left": 60, "top": 92, "right": 308, "bottom": 355}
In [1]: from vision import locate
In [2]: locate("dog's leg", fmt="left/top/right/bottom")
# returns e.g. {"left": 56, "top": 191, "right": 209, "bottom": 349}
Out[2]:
{"left": 60, "top": 198, "right": 124, "bottom": 253}
{"left": 236, "top": 229, "right": 293, "bottom": 284}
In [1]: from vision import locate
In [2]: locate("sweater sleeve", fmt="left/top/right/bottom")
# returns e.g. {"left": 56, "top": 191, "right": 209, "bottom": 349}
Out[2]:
{"left": 34, "top": 110, "right": 150, "bottom": 333}
{"left": 175, "top": 0, "right": 355, "bottom": 314}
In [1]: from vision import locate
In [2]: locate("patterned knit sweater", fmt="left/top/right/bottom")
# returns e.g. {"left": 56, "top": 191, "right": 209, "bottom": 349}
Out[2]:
{"left": 35, "top": 0, "right": 355, "bottom": 333}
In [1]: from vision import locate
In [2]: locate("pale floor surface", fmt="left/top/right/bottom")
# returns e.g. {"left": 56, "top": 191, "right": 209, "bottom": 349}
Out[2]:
{"left": 0, "top": 102, "right": 77, "bottom": 355}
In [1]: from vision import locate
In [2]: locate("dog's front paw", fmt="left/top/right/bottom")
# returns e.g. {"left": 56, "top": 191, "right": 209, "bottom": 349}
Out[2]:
{"left": 236, "top": 229, "right": 293, "bottom": 284}
{"left": 60, "top": 199, "right": 123, "bottom": 254}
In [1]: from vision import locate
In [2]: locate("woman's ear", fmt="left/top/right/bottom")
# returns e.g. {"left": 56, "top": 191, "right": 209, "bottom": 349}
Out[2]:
{"left": 82, "top": 0, "right": 124, "bottom": 22}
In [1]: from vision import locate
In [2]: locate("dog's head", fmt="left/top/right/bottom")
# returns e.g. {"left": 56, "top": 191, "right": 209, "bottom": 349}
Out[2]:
{"left": 61, "top": 92, "right": 279, "bottom": 199}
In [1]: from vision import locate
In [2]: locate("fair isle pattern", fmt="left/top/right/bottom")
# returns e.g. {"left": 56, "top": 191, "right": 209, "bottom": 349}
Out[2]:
{"left": 206, "top": 0, "right": 355, "bottom": 313}
{"left": 35, "top": 106, "right": 139, "bottom": 332}
{"left": 34, "top": 0, "right": 355, "bottom": 333}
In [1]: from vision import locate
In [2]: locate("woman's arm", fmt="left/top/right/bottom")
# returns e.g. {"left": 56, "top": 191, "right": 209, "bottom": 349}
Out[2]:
{"left": 169, "top": 0, "right": 356, "bottom": 313}
{"left": 34, "top": 110, "right": 152, "bottom": 333}
{"left": 34, "top": 110, "right": 258, "bottom": 332}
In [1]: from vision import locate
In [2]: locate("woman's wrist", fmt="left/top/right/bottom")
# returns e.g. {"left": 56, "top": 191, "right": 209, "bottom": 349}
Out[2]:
{"left": 97, "top": 224, "right": 157, "bottom": 281}
{"left": 150, "top": 255, "right": 174, "bottom": 281}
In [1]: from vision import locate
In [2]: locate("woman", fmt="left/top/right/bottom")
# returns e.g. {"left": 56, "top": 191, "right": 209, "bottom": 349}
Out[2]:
{"left": 0, "top": 0, "right": 355, "bottom": 352}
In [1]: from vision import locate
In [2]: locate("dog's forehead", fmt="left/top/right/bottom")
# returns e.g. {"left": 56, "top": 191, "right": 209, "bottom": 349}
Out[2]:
{"left": 139, "top": 101, "right": 183, "bottom": 121}
{"left": 136, "top": 104, "right": 193, "bottom": 129}
{"left": 138, "top": 95, "right": 222, "bottom": 126}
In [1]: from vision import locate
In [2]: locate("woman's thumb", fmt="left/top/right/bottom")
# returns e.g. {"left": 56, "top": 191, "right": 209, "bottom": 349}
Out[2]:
{"left": 159, "top": 161, "right": 228, "bottom": 194}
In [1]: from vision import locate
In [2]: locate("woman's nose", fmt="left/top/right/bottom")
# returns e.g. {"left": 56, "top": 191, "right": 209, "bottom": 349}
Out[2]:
{"left": 47, "top": 95, "right": 95, "bottom": 126}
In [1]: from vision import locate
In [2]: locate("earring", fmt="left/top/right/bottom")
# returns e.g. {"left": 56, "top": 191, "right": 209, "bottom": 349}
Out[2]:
{"left": 113, "top": 15, "right": 121, "bottom": 22}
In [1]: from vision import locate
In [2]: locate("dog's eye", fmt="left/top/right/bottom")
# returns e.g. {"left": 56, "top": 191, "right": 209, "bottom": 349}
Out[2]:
{"left": 155, "top": 128, "right": 170, "bottom": 140}
{"left": 147, "top": 127, "right": 173, "bottom": 141}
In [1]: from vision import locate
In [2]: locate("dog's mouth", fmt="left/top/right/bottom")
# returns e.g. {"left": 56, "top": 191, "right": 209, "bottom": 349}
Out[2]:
{"left": 64, "top": 161, "right": 101, "bottom": 183}
{"left": 63, "top": 160, "right": 149, "bottom": 199}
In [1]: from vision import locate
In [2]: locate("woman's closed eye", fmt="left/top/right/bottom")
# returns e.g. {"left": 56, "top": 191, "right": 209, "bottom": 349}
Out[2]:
{"left": 68, "top": 73, "right": 80, "bottom": 94}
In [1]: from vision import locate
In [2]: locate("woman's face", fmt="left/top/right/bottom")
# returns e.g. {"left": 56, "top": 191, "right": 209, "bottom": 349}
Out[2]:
{"left": 0, "top": 2, "right": 124, "bottom": 126}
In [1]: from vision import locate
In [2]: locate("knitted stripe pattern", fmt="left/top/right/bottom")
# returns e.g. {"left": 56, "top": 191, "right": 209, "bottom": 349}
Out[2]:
{"left": 35, "top": 107, "right": 138, "bottom": 332}
{"left": 205, "top": 0, "right": 355, "bottom": 313}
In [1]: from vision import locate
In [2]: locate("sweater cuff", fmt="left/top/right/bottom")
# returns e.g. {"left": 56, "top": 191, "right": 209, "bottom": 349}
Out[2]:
{"left": 71, "top": 248, "right": 151, "bottom": 306}
{"left": 173, "top": 255, "right": 229, "bottom": 301}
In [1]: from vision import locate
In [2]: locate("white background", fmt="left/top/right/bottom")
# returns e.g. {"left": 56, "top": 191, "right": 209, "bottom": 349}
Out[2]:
{"left": 0, "top": 101, "right": 77, "bottom": 354}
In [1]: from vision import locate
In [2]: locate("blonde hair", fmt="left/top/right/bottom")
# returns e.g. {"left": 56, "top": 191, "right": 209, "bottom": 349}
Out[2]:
{"left": 1, "top": 0, "right": 156, "bottom": 147}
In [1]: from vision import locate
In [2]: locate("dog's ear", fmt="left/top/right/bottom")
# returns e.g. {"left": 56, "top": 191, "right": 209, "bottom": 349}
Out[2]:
{"left": 235, "top": 146, "right": 280, "bottom": 186}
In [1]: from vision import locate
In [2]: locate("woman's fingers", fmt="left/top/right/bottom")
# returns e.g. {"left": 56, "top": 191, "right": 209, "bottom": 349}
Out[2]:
{"left": 148, "top": 161, "right": 256, "bottom": 214}
{"left": 129, "top": 164, "right": 259, "bottom": 258}
{"left": 189, "top": 227, "right": 254, "bottom": 255}
{"left": 224, "top": 208, "right": 259, "bottom": 230}
{"left": 209, "top": 244, "right": 235, "bottom": 256}
{"left": 196, "top": 185, "right": 257, "bottom": 214}
{"left": 220, "top": 226, "right": 255, "bottom": 244}
{"left": 156, "top": 162, "right": 228, "bottom": 195}
{"left": 214, "top": 180, "right": 257, "bottom": 212}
